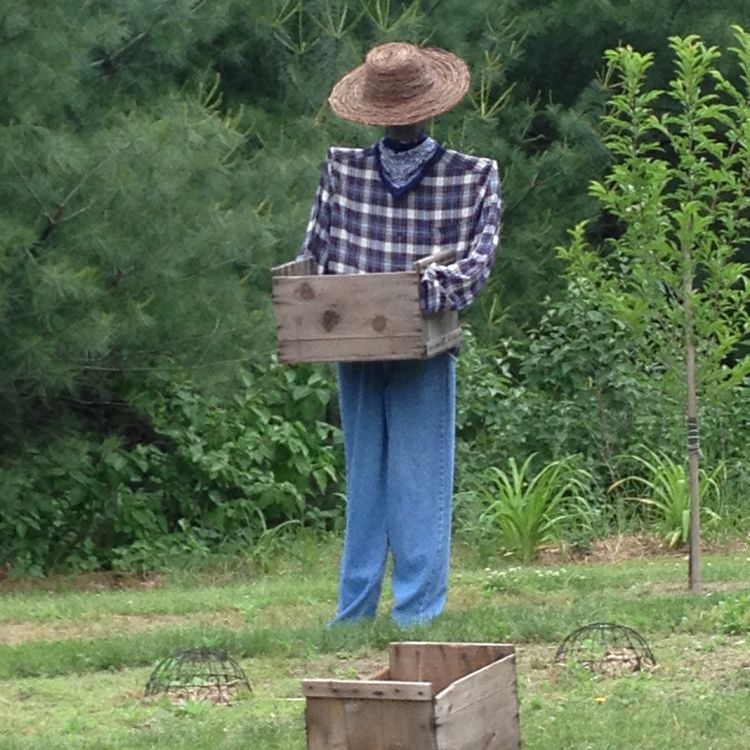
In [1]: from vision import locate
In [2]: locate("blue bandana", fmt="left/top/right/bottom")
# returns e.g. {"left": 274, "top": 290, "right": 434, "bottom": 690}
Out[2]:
{"left": 376, "top": 135, "right": 443, "bottom": 198}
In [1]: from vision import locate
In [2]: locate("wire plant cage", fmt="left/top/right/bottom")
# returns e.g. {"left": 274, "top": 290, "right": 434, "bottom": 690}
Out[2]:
{"left": 555, "top": 623, "right": 656, "bottom": 676}
{"left": 145, "top": 647, "right": 251, "bottom": 704}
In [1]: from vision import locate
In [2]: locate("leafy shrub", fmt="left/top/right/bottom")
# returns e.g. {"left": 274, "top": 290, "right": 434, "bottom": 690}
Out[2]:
{"left": 0, "top": 359, "right": 343, "bottom": 574}
{"left": 0, "top": 437, "right": 157, "bottom": 575}
{"left": 454, "top": 289, "right": 749, "bottom": 533}
{"left": 455, "top": 284, "right": 679, "bottom": 493}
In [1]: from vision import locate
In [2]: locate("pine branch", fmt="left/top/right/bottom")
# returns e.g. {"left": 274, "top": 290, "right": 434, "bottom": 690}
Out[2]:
{"left": 58, "top": 396, "right": 130, "bottom": 407}
{"left": 502, "top": 171, "right": 546, "bottom": 218}
{"left": 14, "top": 150, "right": 123, "bottom": 254}
{"left": 79, "top": 351, "right": 277, "bottom": 372}
{"left": 91, "top": 0, "right": 210, "bottom": 74}
{"left": 9, "top": 156, "right": 53, "bottom": 222}
{"left": 92, "top": 29, "right": 152, "bottom": 73}
{"left": 424, "top": 0, "right": 446, "bottom": 17}
{"left": 35, "top": 159, "right": 108, "bottom": 246}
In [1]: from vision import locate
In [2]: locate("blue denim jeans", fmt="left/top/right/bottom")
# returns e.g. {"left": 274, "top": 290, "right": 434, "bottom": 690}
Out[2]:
{"left": 333, "top": 353, "right": 456, "bottom": 627}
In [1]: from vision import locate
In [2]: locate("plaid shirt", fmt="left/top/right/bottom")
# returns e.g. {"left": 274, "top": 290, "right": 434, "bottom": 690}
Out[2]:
{"left": 297, "top": 142, "right": 501, "bottom": 314}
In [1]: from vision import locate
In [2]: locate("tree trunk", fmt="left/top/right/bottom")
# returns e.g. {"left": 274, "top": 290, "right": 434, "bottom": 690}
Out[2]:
{"left": 683, "top": 278, "right": 701, "bottom": 594}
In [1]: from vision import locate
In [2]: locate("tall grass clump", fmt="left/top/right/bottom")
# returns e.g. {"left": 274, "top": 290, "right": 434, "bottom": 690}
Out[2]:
{"left": 610, "top": 449, "right": 726, "bottom": 547}
{"left": 473, "top": 454, "right": 593, "bottom": 562}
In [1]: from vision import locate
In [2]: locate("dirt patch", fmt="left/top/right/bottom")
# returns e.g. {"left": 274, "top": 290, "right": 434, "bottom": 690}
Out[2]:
{"left": 671, "top": 636, "right": 750, "bottom": 683}
{"left": 516, "top": 635, "right": 750, "bottom": 692}
{"left": 0, "top": 570, "right": 166, "bottom": 595}
{"left": 630, "top": 579, "right": 750, "bottom": 596}
{"left": 284, "top": 653, "right": 386, "bottom": 680}
{"left": 537, "top": 534, "right": 748, "bottom": 565}
{"left": 535, "top": 534, "right": 673, "bottom": 564}
{"left": 0, "top": 610, "right": 245, "bottom": 647}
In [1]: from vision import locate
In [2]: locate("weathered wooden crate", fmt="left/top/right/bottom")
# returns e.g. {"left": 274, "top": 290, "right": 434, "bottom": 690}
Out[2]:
{"left": 303, "top": 641, "right": 520, "bottom": 750}
{"left": 271, "top": 251, "right": 461, "bottom": 364}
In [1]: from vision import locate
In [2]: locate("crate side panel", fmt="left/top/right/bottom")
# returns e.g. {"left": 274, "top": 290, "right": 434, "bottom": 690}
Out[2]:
{"left": 306, "top": 697, "right": 438, "bottom": 750}
{"left": 434, "top": 656, "right": 520, "bottom": 750}
{"left": 422, "top": 311, "right": 461, "bottom": 356}
{"left": 389, "top": 642, "right": 515, "bottom": 694}
{"left": 365, "top": 667, "right": 391, "bottom": 681}
{"left": 423, "top": 329, "right": 462, "bottom": 357}
{"left": 306, "top": 697, "right": 349, "bottom": 750}
{"left": 346, "top": 699, "right": 438, "bottom": 750}
{"left": 278, "top": 335, "right": 427, "bottom": 364}
{"left": 273, "top": 273, "right": 421, "bottom": 342}
{"left": 422, "top": 310, "right": 459, "bottom": 342}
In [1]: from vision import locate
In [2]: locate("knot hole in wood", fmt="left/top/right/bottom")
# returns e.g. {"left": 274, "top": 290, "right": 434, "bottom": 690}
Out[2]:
{"left": 322, "top": 309, "right": 341, "bottom": 331}
{"left": 298, "top": 283, "right": 315, "bottom": 300}
{"left": 372, "top": 315, "right": 387, "bottom": 332}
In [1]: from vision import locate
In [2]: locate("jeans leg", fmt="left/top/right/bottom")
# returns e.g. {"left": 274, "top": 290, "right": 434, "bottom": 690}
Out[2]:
{"left": 384, "top": 353, "right": 456, "bottom": 626}
{"left": 332, "top": 361, "right": 389, "bottom": 622}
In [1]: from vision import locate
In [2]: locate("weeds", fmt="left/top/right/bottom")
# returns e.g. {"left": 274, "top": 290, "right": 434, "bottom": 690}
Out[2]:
{"left": 714, "top": 593, "right": 750, "bottom": 635}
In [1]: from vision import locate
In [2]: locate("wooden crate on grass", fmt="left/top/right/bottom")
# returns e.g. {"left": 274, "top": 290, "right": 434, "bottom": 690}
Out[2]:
{"left": 302, "top": 641, "right": 520, "bottom": 750}
{"left": 271, "top": 250, "right": 461, "bottom": 364}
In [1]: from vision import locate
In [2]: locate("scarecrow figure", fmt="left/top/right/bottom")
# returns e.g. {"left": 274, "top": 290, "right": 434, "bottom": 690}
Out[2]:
{"left": 297, "top": 42, "right": 501, "bottom": 626}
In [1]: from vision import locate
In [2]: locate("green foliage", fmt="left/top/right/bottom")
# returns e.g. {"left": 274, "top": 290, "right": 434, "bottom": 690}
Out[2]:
{"left": 472, "top": 454, "right": 591, "bottom": 562}
{"left": 0, "top": 360, "right": 342, "bottom": 574}
{"left": 610, "top": 450, "right": 726, "bottom": 547}
{"left": 503, "top": 281, "right": 676, "bottom": 480}
{"left": 0, "top": 3, "right": 283, "bottom": 448}
{"left": 455, "top": 297, "right": 747, "bottom": 538}
{"left": 3, "top": 2, "right": 750, "bottom": 572}
{"left": 455, "top": 282, "right": 676, "bottom": 485}
{"left": 560, "top": 30, "right": 750, "bottom": 405}
{"left": 714, "top": 593, "right": 750, "bottom": 634}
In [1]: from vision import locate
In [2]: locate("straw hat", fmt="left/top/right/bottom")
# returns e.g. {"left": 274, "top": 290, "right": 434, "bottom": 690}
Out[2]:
{"left": 328, "top": 42, "right": 470, "bottom": 126}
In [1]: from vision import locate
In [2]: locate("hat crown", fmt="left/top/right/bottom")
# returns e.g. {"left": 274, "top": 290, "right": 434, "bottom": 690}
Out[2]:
{"left": 364, "top": 43, "right": 434, "bottom": 103}
{"left": 328, "top": 42, "right": 470, "bottom": 126}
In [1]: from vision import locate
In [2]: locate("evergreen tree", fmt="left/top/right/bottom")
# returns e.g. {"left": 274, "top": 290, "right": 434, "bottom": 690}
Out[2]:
{"left": 0, "top": 2, "right": 276, "bottom": 446}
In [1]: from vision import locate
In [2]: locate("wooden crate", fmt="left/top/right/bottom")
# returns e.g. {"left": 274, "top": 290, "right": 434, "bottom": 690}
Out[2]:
{"left": 271, "top": 251, "right": 461, "bottom": 364}
{"left": 303, "top": 641, "right": 520, "bottom": 750}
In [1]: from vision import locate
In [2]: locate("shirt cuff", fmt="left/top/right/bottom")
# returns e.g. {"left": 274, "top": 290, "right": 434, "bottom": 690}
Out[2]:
{"left": 420, "top": 266, "right": 447, "bottom": 314}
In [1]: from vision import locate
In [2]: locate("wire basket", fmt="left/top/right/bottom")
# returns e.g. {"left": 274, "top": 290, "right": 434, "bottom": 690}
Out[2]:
{"left": 555, "top": 623, "right": 656, "bottom": 676}
{"left": 145, "top": 647, "right": 251, "bottom": 704}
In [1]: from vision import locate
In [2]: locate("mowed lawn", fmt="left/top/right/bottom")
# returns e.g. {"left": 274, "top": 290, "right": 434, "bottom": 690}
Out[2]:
{"left": 0, "top": 536, "right": 748, "bottom": 750}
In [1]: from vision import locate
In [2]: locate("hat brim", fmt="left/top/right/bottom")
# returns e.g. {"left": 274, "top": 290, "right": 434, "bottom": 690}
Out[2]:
{"left": 328, "top": 47, "right": 470, "bottom": 126}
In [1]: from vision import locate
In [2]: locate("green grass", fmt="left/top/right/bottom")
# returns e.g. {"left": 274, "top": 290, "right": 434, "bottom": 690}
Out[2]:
{"left": 0, "top": 539, "right": 749, "bottom": 749}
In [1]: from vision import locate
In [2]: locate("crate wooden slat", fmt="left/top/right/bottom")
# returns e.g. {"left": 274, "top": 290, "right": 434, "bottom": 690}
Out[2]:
{"left": 388, "top": 641, "right": 516, "bottom": 694}
{"left": 271, "top": 257, "right": 461, "bottom": 364}
{"left": 302, "top": 679, "right": 433, "bottom": 701}
{"left": 303, "top": 642, "right": 520, "bottom": 750}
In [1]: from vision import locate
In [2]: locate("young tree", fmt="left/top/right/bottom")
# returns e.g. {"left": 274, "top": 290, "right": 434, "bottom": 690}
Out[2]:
{"left": 560, "top": 28, "right": 750, "bottom": 591}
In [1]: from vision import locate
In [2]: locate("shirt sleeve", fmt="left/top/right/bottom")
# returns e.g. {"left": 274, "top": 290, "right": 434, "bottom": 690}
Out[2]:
{"left": 296, "top": 151, "right": 333, "bottom": 273}
{"left": 420, "top": 160, "right": 501, "bottom": 314}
